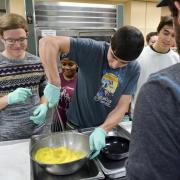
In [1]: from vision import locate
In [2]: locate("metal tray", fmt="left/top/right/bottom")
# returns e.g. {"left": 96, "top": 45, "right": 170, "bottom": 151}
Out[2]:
{"left": 96, "top": 154, "right": 127, "bottom": 179}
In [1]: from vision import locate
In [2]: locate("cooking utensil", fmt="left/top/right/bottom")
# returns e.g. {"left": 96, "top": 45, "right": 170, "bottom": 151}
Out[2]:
{"left": 101, "top": 136, "right": 129, "bottom": 160}
{"left": 30, "top": 132, "right": 91, "bottom": 175}
{"left": 51, "top": 106, "right": 65, "bottom": 132}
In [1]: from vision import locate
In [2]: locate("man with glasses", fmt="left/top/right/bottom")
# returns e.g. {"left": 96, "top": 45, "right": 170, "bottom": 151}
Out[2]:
{"left": 39, "top": 25, "right": 144, "bottom": 158}
{"left": 126, "top": 1, "right": 180, "bottom": 179}
{"left": 3, "top": 37, "right": 28, "bottom": 45}
{"left": 0, "top": 13, "right": 49, "bottom": 141}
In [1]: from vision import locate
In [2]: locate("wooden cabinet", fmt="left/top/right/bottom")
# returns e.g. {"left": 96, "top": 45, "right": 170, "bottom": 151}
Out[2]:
{"left": 124, "top": 1, "right": 162, "bottom": 37}
{"left": 9, "top": 0, "right": 25, "bottom": 17}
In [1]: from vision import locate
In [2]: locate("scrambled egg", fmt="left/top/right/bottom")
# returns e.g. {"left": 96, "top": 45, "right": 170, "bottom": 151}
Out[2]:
{"left": 34, "top": 146, "right": 86, "bottom": 164}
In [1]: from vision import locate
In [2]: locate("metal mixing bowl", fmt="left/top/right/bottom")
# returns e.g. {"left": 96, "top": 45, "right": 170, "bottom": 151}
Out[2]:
{"left": 30, "top": 132, "right": 91, "bottom": 175}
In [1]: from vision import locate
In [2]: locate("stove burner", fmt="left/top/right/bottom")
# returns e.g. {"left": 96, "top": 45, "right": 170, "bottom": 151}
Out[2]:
{"left": 96, "top": 153, "right": 127, "bottom": 179}
{"left": 31, "top": 159, "right": 104, "bottom": 180}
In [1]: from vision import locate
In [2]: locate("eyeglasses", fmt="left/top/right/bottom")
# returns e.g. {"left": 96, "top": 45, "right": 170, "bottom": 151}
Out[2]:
{"left": 2, "top": 37, "right": 28, "bottom": 45}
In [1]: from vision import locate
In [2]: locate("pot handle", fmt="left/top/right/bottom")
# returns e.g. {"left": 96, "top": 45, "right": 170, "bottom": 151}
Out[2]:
{"left": 88, "top": 150, "right": 100, "bottom": 160}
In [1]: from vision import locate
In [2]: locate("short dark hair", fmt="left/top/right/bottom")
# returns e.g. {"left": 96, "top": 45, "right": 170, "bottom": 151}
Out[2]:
{"left": 157, "top": 16, "right": 173, "bottom": 33}
{"left": 146, "top": 32, "right": 158, "bottom": 44}
{"left": 111, "top": 25, "right": 144, "bottom": 61}
{"left": 0, "top": 13, "right": 28, "bottom": 36}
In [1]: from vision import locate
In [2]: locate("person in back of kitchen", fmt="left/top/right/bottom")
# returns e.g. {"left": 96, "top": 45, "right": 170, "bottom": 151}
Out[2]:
{"left": 0, "top": 13, "right": 49, "bottom": 141}
{"left": 131, "top": 15, "right": 179, "bottom": 118}
{"left": 126, "top": 0, "right": 180, "bottom": 180}
{"left": 39, "top": 25, "right": 144, "bottom": 159}
{"left": 146, "top": 31, "right": 158, "bottom": 46}
{"left": 51, "top": 57, "right": 78, "bottom": 132}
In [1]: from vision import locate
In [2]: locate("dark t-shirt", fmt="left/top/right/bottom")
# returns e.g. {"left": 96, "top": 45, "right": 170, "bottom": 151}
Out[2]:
{"left": 126, "top": 63, "right": 180, "bottom": 180}
{"left": 67, "top": 38, "right": 140, "bottom": 128}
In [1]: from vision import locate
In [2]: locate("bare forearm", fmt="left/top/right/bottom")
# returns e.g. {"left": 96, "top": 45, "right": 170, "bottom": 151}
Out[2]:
{"left": 39, "top": 36, "right": 70, "bottom": 87}
{"left": 43, "top": 60, "right": 60, "bottom": 87}
{"left": 40, "top": 95, "right": 48, "bottom": 105}
{"left": 100, "top": 95, "right": 131, "bottom": 132}
{"left": 100, "top": 106, "right": 127, "bottom": 132}
{"left": 39, "top": 37, "right": 61, "bottom": 86}
{"left": 0, "top": 95, "right": 8, "bottom": 110}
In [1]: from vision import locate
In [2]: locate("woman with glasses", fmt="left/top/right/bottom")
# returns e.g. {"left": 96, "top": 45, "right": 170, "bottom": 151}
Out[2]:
{"left": 0, "top": 13, "right": 49, "bottom": 141}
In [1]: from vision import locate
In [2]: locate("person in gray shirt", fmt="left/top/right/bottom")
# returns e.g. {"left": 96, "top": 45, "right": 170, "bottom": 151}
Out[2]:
{"left": 0, "top": 13, "right": 49, "bottom": 141}
{"left": 126, "top": 0, "right": 180, "bottom": 179}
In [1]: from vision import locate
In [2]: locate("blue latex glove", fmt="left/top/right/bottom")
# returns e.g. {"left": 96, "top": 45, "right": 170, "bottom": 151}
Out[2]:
{"left": 7, "top": 87, "right": 32, "bottom": 105}
{"left": 44, "top": 83, "right": 60, "bottom": 108}
{"left": 30, "top": 104, "right": 48, "bottom": 125}
{"left": 89, "top": 127, "right": 107, "bottom": 159}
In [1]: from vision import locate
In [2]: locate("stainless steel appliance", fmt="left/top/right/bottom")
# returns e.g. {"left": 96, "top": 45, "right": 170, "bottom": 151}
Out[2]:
{"left": 0, "top": 0, "right": 9, "bottom": 52}
{"left": 0, "top": 0, "right": 8, "bottom": 15}
{"left": 30, "top": 132, "right": 105, "bottom": 180}
{"left": 30, "top": 126, "right": 130, "bottom": 180}
{"left": 97, "top": 154, "right": 127, "bottom": 179}
{"left": 24, "top": 0, "right": 124, "bottom": 55}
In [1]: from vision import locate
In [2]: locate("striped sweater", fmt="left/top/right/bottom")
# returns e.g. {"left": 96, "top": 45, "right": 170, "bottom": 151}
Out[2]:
{"left": 0, "top": 52, "right": 47, "bottom": 141}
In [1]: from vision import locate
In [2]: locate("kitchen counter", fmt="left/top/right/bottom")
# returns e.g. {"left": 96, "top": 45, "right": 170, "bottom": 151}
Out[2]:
{"left": 119, "top": 121, "right": 132, "bottom": 135}
{"left": 0, "top": 122, "right": 132, "bottom": 180}
{"left": 0, "top": 139, "right": 30, "bottom": 180}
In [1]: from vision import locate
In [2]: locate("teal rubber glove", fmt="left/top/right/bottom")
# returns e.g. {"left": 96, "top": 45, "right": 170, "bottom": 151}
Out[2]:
{"left": 7, "top": 87, "right": 32, "bottom": 105}
{"left": 89, "top": 127, "right": 107, "bottom": 159}
{"left": 44, "top": 83, "right": 60, "bottom": 108}
{"left": 30, "top": 104, "right": 48, "bottom": 125}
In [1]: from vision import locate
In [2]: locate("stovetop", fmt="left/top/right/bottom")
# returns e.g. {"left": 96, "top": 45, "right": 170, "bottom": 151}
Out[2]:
{"left": 96, "top": 125, "right": 130, "bottom": 179}
{"left": 31, "top": 159, "right": 104, "bottom": 180}
{"left": 30, "top": 125, "right": 130, "bottom": 180}
{"left": 30, "top": 132, "right": 104, "bottom": 180}
{"left": 96, "top": 154, "right": 127, "bottom": 179}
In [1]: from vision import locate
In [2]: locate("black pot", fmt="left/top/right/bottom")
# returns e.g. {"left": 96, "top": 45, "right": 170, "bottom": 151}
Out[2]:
{"left": 101, "top": 136, "right": 129, "bottom": 160}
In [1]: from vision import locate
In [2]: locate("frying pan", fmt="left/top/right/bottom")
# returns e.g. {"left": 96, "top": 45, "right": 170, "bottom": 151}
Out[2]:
{"left": 101, "top": 136, "right": 129, "bottom": 160}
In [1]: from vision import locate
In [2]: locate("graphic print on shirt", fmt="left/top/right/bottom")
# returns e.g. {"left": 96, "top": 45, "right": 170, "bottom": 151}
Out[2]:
{"left": 59, "top": 86, "right": 74, "bottom": 110}
{"left": 94, "top": 67, "right": 126, "bottom": 107}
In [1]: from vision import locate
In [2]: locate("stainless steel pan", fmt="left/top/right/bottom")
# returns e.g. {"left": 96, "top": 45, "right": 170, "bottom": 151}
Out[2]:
{"left": 30, "top": 132, "right": 91, "bottom": 175}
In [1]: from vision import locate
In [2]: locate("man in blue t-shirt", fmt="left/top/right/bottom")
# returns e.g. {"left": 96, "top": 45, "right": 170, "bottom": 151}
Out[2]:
{"left": 39, "top": 26, "right": 144, "bottom": 158}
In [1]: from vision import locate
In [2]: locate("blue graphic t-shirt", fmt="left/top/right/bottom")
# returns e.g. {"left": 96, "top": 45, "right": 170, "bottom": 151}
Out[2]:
{"left": 94, "top": 67, "right": 127, "bottom": 107}
{"left": 67, "top": 37, "right": 140, "bottom": 128}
